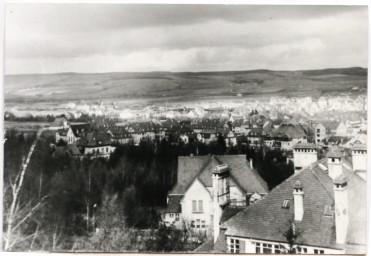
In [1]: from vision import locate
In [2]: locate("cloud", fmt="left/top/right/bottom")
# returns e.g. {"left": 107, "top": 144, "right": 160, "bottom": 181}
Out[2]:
{"left": 4, "top": 4, "right": 368, "bottom": 74}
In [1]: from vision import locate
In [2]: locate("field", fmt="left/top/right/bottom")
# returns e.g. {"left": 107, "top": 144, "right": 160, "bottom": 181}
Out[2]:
{"left": 4, "top": 67, "right": 367, "bottom": 104}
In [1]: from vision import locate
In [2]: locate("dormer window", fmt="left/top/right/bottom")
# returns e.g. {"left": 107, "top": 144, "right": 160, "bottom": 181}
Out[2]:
{"left": 282, "top": 199, "right": 290, "bottom": 209}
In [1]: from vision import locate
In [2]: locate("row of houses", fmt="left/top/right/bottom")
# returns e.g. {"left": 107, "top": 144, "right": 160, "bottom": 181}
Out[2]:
{"left": 161, "top": 142, "right": 367, "bottom": 254}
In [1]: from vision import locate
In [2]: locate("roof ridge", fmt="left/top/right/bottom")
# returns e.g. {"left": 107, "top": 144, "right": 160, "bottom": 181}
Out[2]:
{"left": 311, "top": 169, "right": 334, "bottom": 200}
{"left": 223, "top": 170, "right": 305, "bottom": 228}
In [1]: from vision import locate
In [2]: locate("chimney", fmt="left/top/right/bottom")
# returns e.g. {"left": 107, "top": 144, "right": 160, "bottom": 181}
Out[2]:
{"left": 293, "top": 180, "right": 304, "bottom": 221}
{"left": 212, "top": 164, "right": 230, "bottom": 242}
{"left": 333, "top": 175, "right": 349, "bottom": 244}
{"left": 327, "top": 149, "right": 343, "bottom": 180}
{"left": 249, "top": 158, "right": 253, "bottom": 169}
{"left": 293, "top": 143, "right": 317, "bottom": 173}
{"left": 351, "top": 143, "right": 367, "bottom": 178}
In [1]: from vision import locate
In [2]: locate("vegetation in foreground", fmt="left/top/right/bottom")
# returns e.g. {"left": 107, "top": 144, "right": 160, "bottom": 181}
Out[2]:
{"left": 3, "top": 130, "right": 293, "bottom": 251}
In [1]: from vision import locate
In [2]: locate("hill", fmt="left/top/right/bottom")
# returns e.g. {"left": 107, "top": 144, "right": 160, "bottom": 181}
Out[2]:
{"left": 4, "top": 67, "right": 367, "bottom": 104}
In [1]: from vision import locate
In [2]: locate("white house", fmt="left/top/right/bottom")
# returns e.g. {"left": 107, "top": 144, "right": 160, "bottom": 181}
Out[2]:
{"left": 162, "top": 155, "right": 268, "bottom": 240}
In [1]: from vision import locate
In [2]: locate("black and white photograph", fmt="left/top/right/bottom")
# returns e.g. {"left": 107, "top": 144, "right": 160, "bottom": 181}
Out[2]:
{"left": 2, "top": 2, "right": 368, "bottom": 254}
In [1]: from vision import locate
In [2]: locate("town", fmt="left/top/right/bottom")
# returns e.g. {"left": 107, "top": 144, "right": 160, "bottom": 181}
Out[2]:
{"left": 3, "top": 3, "right": 368, "bottom": 254}
{"left": 3, "top": 92, "right": 367, "bottom": 253}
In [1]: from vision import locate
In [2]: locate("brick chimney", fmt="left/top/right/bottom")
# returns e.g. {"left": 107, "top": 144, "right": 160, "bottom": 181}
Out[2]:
{"left": 212, "top": 164, "right": 230, "bottom": 242}
{"left": 293, "top": 180, "right": 304, "bottom": 221}
{"left": 334, "top": 175, "right": 349, "bottom": 244}
{"left": 327, "top": 149, "right": 343, "bottom": 180}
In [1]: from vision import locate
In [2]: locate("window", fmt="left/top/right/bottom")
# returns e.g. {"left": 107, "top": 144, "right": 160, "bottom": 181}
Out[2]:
{"left": 314, "top": 249, "right": 324, "bottom": 254}
{"left": 229, "top": 239, "right": 240, "bottom": 253}
{"left": 324, "top": 205, "right": 333, "bottom": 217}
{"left": 255, "top": 243, "right": 261, "bottom": 253}
{"left": 196, "top": 219, "right": 201, "bottom": 228}
{"left": 192, "top": 200, "right": 203, "bottom": 213}
{"left": 175, "top": 214, "right": 179, "bottom": 221}
{"left": 106, "top": 147, "right": 108, "bottom": 152}
{"left": 274, "top": 245, "right": 282, "bottom": 253}
{"left": 201, "top": 220, "right": 206, "bottom": 228}
{"left": 297, "top": 247, "right": 308, "bottom": 254}
{"left": 191, "top": 220, "right": 195, "bottom": 228}
{"left": 317, "top": 129, "right": 320, "bottom": 133}
{"left": 317, "top": 139, "right": 320, "bottom": 142}
{"left": 198, "top": 200, "right": 203, "bottom": 212}
{"left": 262, "top": 243, "right": 272, "bottom": 253}
{"left": 332, "top": 158, "right": 335, "bottom": 162}
{"left": 282, "top": 199, "right": 290, "bottom": 209}
{"left": 169, "top": 213, "right": 174, "bottom": 218}
{"left": 192, "top": 200, "right": 197, "bottom": 212}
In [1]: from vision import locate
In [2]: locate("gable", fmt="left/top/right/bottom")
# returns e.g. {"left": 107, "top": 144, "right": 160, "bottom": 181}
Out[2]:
{"left": 170, "top": 155, "right": 268, "bottom": 196}
{"left": 67, "top": 128, "right": 75, "bottom": 137}
{"left": 182, "top": 178, "right": 212, "bottom": 202}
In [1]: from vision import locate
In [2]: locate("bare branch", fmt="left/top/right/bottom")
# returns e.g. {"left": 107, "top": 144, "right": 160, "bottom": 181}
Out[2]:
{"left": 11, "top": 195, "right": 49, "bottom": 233}
{"left": 9, "top": 232, "right": 36, "bottom": 249}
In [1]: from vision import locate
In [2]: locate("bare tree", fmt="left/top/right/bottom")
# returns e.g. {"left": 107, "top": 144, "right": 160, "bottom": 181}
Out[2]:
{"left": 3, "top": 128, "right": 48, "bottom": 251}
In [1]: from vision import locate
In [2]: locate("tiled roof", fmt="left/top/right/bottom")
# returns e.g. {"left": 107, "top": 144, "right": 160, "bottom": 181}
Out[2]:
{"left": 222, "top": 168, "right": 338, "bottom": 249}
{"left": 169, "top": 155, "right": 268, "bottom": 195}
{"left": 70, "top": 123, "right": 90, "bottom": 137}
{"left": 222, "top": 158, "right": 366, "bottom": 253}
{"left": 78, "top": 130, "right": 112, "bottom": 146}
{"left": 352, "top": 142, "right": 366, "bottom": 151}
{"left": 212, "top": 230, "right": 228, "bottom": 253}
{"left": 326, "top": 149, "right": 343, "bottom": 158}
{"left": 66, "top": 144, "right": 82, "bottom": 155}
{"left": 164, "top": 195, "right": 182, "bottom": 213}
{"left": 220, "top": 206, "right": 245, "bottom": 224}
{"left": 293, "top": 143, "right": 316, "bottom": 149}
{"left": 57, "top": 128, "right": 68, "bottom": 136}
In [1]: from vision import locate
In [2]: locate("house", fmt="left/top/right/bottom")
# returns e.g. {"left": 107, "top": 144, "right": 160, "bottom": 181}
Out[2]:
{"left": 264, "top": 123, "right": 308, "bottom": 151}
{"left": 314, "top": 123, "right": 327, "bottom": 144}
{"left": 66, "top": 123, "right": 90, "bottom": 144}
{"left": 53, "top": 117, "right": 69, "bottom": 128}
{"left": 78, "top": 130, "right": 116, "bottom": 159}
{"left": 162, "top": 155, "right": 268, "bottom": 241}
{"left": 109, "top": 127, "right": 132, "bottom": 145}
{"left": 55, "top": 128, "right": 69, "bottom": 144}
{"left": 335, "top": 122, "right": 347, "bottom": 137}
{"left": 214, "top": 150, "right": 366, "bottom": 254}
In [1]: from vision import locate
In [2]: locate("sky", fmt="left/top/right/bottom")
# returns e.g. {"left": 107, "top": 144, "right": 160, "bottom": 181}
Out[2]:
{"left": 4, "top": 4, "right": 369, "bottom": 74}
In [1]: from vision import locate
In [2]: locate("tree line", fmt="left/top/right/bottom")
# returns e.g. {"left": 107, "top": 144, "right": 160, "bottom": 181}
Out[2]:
{"left": 3, "top": 130, "right": 293, "bottom": 251}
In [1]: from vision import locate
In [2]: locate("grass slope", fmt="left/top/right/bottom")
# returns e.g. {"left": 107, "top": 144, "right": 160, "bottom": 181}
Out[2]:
{"left": 5, "top": 67, "right": 367, "bottom": 104}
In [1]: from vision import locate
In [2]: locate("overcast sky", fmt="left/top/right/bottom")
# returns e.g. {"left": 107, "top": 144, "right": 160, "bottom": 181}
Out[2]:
{"left": 4, "top": 4, "right": 368, "bottom": 74}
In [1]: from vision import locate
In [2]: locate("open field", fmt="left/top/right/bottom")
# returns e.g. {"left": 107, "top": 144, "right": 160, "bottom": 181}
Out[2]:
{"left": 5, "top": 67, "right": 367, "bottom": 104}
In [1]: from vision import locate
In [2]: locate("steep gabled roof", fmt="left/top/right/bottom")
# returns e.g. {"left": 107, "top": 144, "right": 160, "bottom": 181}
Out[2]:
{"left": 169, "top": 155, "right": 268, "bottom": 195}
{"left": 222, "top": 168, "right": 338, "bottom": 249}
{"left": 221, "top": 158, "right": 366, "bottom": 253}
{"left": 163, "top": 195, "right": 182, "bottom": 213}
{"left": 70, "top": 123, "right": 90, "bottom": 137}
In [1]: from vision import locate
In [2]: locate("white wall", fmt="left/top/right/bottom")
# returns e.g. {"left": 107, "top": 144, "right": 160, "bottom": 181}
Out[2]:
{"left": 181, "top": 179, "right": 213, "bottom": 234}
{"left": 226, "top": 236, "right": 344, "bottom": 254}
{"left": 352, "top": 150, "right": 367, "bottom": 171}
{"left": 294, "top": 149, "right": 317, "bottom": 169}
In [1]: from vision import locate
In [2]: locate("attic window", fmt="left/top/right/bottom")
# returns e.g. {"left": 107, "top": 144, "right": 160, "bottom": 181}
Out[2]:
{"left": 324, "top": 205, "right": 333, "bottom": 217}
{"left": 282, "top": 199, "right": 290, "bottom": 209}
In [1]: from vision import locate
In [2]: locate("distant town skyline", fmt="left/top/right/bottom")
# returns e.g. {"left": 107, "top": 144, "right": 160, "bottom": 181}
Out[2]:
{"left": 5, "top": 4, "right": 368, "bottom": 75}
